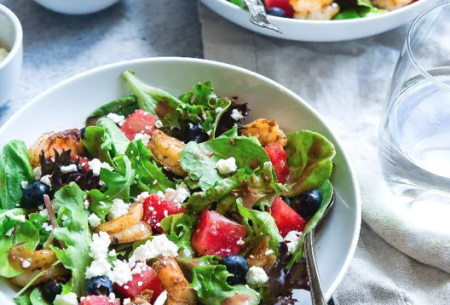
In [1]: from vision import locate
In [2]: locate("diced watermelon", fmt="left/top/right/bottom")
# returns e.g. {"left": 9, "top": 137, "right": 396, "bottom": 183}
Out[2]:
{"left": 80, "top": 296, "right": 120, "bottom": 305}
{"left": 114, "top": 265, "right": 163, "bottom": 302}
{"left": 191, "top": 210, "right": 247, "bottom": 258}
{"left": 270, "top": 197, "right": 306, "bottom": 237}
{"left": 120, "top": 109, "right": 157, "bottom": 140}
{"left": 265, "top": 0, "right": 294, "bottom": 17}
{"left": 264, "top": 143, "right": 291, "bottom": 183}
{"left": 143, "top": 194, "right": 187, "bottom": 233}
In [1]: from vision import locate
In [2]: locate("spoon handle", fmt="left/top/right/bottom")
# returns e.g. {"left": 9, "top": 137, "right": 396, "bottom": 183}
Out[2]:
{"left": 243, "top": 0, "right": 282, "bottom": 33}
{"left": 305, "top": 232, "right": 327, "bottom": 305}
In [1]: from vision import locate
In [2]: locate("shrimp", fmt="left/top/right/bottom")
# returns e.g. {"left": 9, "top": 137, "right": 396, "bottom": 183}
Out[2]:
{"left": 246, "top": 236, "right": 276, "bottom": 269}
{"left": 109, "top": 221, "right": 152, "bottom": 244}
{"left": 372, "top": 0, "right": 413, "bottom": 11}
{"left": 29, "top": 129, "right": 84, "bottom": 167}
{"left": 10, "top": 250, "right": 69, "bottom": 287}
{"left": 153, "top": 257, "right": 197, "bottom": 305}
{"left": 240, "top": 119, "right": 287, "bottom": 147}
{"left": 147, "top": 130, "right": 187, "bottom": 177}
{"left": 290, "top": 0, "right": 340, "bottom": 20}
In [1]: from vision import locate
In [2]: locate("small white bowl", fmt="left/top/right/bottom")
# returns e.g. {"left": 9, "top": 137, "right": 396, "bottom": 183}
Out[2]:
{"left": 201, "top": 0, "right": 439, "bottom": 41}
{"left": 33, "top": 0, "right": 120, "bottom": 15}
{"left": 0, "top": 4, "right": 22, "bottom": 107}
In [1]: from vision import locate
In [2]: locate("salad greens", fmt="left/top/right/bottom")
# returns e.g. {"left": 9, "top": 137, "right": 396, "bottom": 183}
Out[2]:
{"left": 0, "top": 71, "right": 337, "bottom": 305}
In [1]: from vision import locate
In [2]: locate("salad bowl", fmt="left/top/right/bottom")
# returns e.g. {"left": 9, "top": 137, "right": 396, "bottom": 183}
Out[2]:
{"left": 0, "top": 58, "right": 360, "bottom": 305}
{"left": 201, "top": 0, "right": 439, "bottom": 41}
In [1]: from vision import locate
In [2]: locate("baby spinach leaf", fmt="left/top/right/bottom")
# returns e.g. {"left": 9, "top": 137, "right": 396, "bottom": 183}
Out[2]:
{"left": 0, "top": 140, "right": 33, "bottom": 209}
{"left": 160, "top": 213, "right": 198, "bottom": 257}
{"left": 125, "top": 140, "right": 174, "bottom": 195}
{"left": 83, "top": 126, "right": 114, "bottom": 165}
{"left": 236, "top": 203, "right": 283, "bottom": 255}
{"left": 96, "top": 118, "right": 130, "bottom": 157}
{"left": 283, "top": 131, "right": 335, "bottom": 197}
{"left": 50, "top": 183, "right": 91, "bottom": 296}
{"left": 180, "top": 137, "right": 271, "bottom": 191}
{"left": 287, "top": 180, "right": 333, "bottom": 268}
{"left": 191, "top": 265, "right": 260, "bottom": 305}
{"left": 86, "top": 95, "right": 138, "bottom": 126}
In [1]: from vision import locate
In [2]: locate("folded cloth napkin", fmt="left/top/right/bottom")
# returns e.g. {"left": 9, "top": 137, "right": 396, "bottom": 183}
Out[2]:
{"left": 198, "top": 3, "right": 450, "bottom": 303}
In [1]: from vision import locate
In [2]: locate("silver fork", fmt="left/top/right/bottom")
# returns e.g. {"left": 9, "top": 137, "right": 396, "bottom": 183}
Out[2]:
{"left": 243, "top": 0, "right": 282, "bottom": 33}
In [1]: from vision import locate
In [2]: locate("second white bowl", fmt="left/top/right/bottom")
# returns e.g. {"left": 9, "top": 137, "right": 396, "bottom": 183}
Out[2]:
{"left": 33, "top": 0, "right": 120, "bottom": 15}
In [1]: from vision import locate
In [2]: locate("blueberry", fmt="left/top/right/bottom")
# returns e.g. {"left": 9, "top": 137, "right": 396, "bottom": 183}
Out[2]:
{"left": 185, "top": 123, "right": 208, "bottom": 143}
{"left": 86, "top": 276, "right": 114, "bottom": 296}
{"left": 220, "top": 255, "right": 249, "bottom": 285}
{"left": 294, "top": 189, "right": 322, "bottom": 218}
{"left": 80, "top": 127, "right": 86, "bottom": 139}
{"left": 41, "top": 279, "right": 62, "bottom": 302}
{"left": 22, "top": 182, "right": 50, "bottom": 208}
{"left": 267, "top": 7, "right": 286, "bottom": 17}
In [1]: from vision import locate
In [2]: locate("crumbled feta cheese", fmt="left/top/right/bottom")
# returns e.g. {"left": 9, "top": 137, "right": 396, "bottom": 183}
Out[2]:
{"left": 265, "top": 249, "right": 274, "bottom": 256}
{"left": 137, "top": 281, "right": 143, "bottom": 287}
{"left": 154, "top": 291, "right": 168, "bottom": 305}
{"left": 21, "top": 181, "right": 29, "bottom": 189}
{"left": 33, "top": 167, "right": 42, "bottom": 180}
{"left": 108, "top": 199, "right": 130, "bottom": 219}
{"left": 90, "top": 231, "right": 111, "bottom": 260}
{"left": 88, "top": 158, "right": 113, "bottom": 176}
{"left": 152, "top": 234, "right": 179, "bottom": 257}
{"left": 61, "top": 215, "right": 68, "bottom": 221}
{"left": 207, "top": 130, "right": 212, "bottom": 136}
{"left": 42, "top": 222, "right": 54, "bottom": 232}
{"left": 83, "top": 199, "right": 90, "bottom": 210}
{"left": 85, "top": 258, "right": 112, "bottom": 279}
{"left": 110, "top": 260, "right": 133, "bottom": 286}
{"left": 230, "top": 109, "right": 244, "bottom": 121}
{"left": 132, "top": 240, "right": 159, "bottom": 261}
{"left": 136, "top": 192, "right": 150, "bottom": 201}
{"left": 156, "top": 191, "right": 165, "bottom": 199}
{"left": 165, "top": 182, "right": 190, "bottom": 204}
{"left": 40, "top": 175, "right": 52, "bottom": 188}
{"left": 246, "top": 266, "right": 269, "bottom": 287}
{"left": 60, "top": 164, "right": 78, "bottom": 174}
{"left": 54, "top": 292, "right": 78, "bottom": 305}
{"left": 39, "top": 209, "right": 49, "bottom": 217}
{"left": 108, "top": 250, "right": 116, "bottom": 257}
{"left": 153, "top": 180, "right": 158, "bottom": 185}
{"left": 88, "top": 213, "right": 102, "bottom": 228}
{"left": 134, "top": 132, "right": 151, "bottom": 146}
{"left": 22, "top": 259, "right": 31, "bottom": 269}
{"left": 106, "top": 113, "right": 125, "bottom": 124}
{"left": 155, "top": 120, "right": 163, "bottom": 128}
{"left": 108, "top": 293, "right": 116, "bottom": 302}
{"left": 5, "top": 211, "right": 26, "bottom": 222}
{"left": 5, "top": 228, "right": 14, "bottom": 236}
{"left": 236, "top": 238, "right": 245, "bottom": 246}
{"left": 215, "top": 157, "right": 237, "bottom": 175}
{"left": 215, "top": 107, "right": 223, "bottom": 114}
{"left": 123, "top": 299, "right": 131, "bottom": 305}
{"left": 284, "top": 231, "right": 302, "bottom": 255}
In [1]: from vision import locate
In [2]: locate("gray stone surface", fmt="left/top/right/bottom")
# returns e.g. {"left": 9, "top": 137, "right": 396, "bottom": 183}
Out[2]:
{"left": 0, "top": 0, "right": 203, "bottom": 125}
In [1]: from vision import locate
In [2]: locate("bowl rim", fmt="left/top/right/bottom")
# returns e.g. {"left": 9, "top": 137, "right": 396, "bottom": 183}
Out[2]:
{"left": 0, "top": 57, "right": 361, "bottom": 301}
{"left": 208, "top": 0, "right": 431, "bottom": 24}
{"left": 0, "top": 4, "right": 22, "bottom": 70}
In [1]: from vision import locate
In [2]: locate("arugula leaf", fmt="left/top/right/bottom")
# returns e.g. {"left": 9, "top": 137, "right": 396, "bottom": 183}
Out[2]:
{"left": 96, "top": 118, "right": 130, "bottom": 157}
{"left": 125, "top": 140, "right": 174, "bottom": 195}
{"left": 180, "top": 137, "right": 271, "bottom": 191}
{"left": 28, "top": 212, "right": 51, "bottom": 245}
{"left": 0, "top": 213, "right": 39, "bottom": 278}
{"left": 51, "top": 183, "right": 91, "bottom": 296}
{"left": 287, "top": 180, "right": 333, "bottom": 268}
{"left": 191, "top": 265, "right": 260, "bottom": 305}
{"left": 86, "top": 95, "right": 138, "bottom": 126}
{"left": 30, "top": 288, "right": 50, "bottom": 305}
{"left": 236, "top": 203, "right": 283, "bottom": 255}
{"left": 160, "top": 213, "right": 198, "bottom": 256}
{"left": 0, "top": 140, "right": 33, "bottom": 209}
{"left": 283, "top": 131, "right": 335, "bottom": 197}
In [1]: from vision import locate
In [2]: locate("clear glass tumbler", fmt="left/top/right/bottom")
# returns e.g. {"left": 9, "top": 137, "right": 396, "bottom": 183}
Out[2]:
{"left": 379, "top": 2, "right": 450, "bottom": 206}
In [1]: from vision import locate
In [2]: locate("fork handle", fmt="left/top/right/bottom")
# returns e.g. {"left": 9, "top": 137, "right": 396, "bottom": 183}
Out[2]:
{"left": 305, "top": 232, "right": 327, "bottom": 305}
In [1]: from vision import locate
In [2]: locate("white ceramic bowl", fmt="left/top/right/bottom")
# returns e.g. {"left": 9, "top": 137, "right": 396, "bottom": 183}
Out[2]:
{"left": 33, "top": 0, "right": 120, "bottom": 15}
{"left": 201, "top": 0, "right": 439, "bottom": 41}
{"left": 0, "top": 4, "right": 22, "bottom": 107}
{"left": 0, "top": 58, "right": 361, "bottom": 305}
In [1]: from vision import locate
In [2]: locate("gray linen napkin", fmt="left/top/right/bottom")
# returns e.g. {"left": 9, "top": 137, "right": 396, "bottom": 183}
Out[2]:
{"left": 199, "top": 3, "right": 450, "bottom": 304}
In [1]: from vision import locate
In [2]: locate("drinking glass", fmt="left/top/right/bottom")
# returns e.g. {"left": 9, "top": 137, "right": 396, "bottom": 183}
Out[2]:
{"left": 379, "top": 2, "right": 450, "bottom": 206}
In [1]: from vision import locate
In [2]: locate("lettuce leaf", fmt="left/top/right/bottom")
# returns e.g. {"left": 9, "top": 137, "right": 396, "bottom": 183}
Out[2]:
{"left": 0, "top": 140, "right": 33, "bottom": 209}
{"left": 28, "top": 212, "right": 51, "bottom": 245}
{"left": 30, "top": 288, "right": 50, "bottom": 305}
{"left": 236, "top": 202, "right": 283, "bottom": 255}
{"left": 96, "top": 118, "right": 130, "bottom": 157}
{"left": 86, "top": 95, "right": 138, "bottom": 126}
{"left": 14, "top": 290, "right": 32, "bottom": 305}
{"left": 283, "top": 131, "right": 335, "bottom": 197}
{"left": 125, "top": 140, "right": 174, "bottom": 195}
{"left": 160, "top": 213, "right": 198, "bottom": 256}
{"left": 50, "top": 183, "right": 91, "bottom": 296}
{"left": 287, "top": 180, "right": 334, "bottom": 268}
{"left": 191, "top": 265, "right": 260, "bottom": 305}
